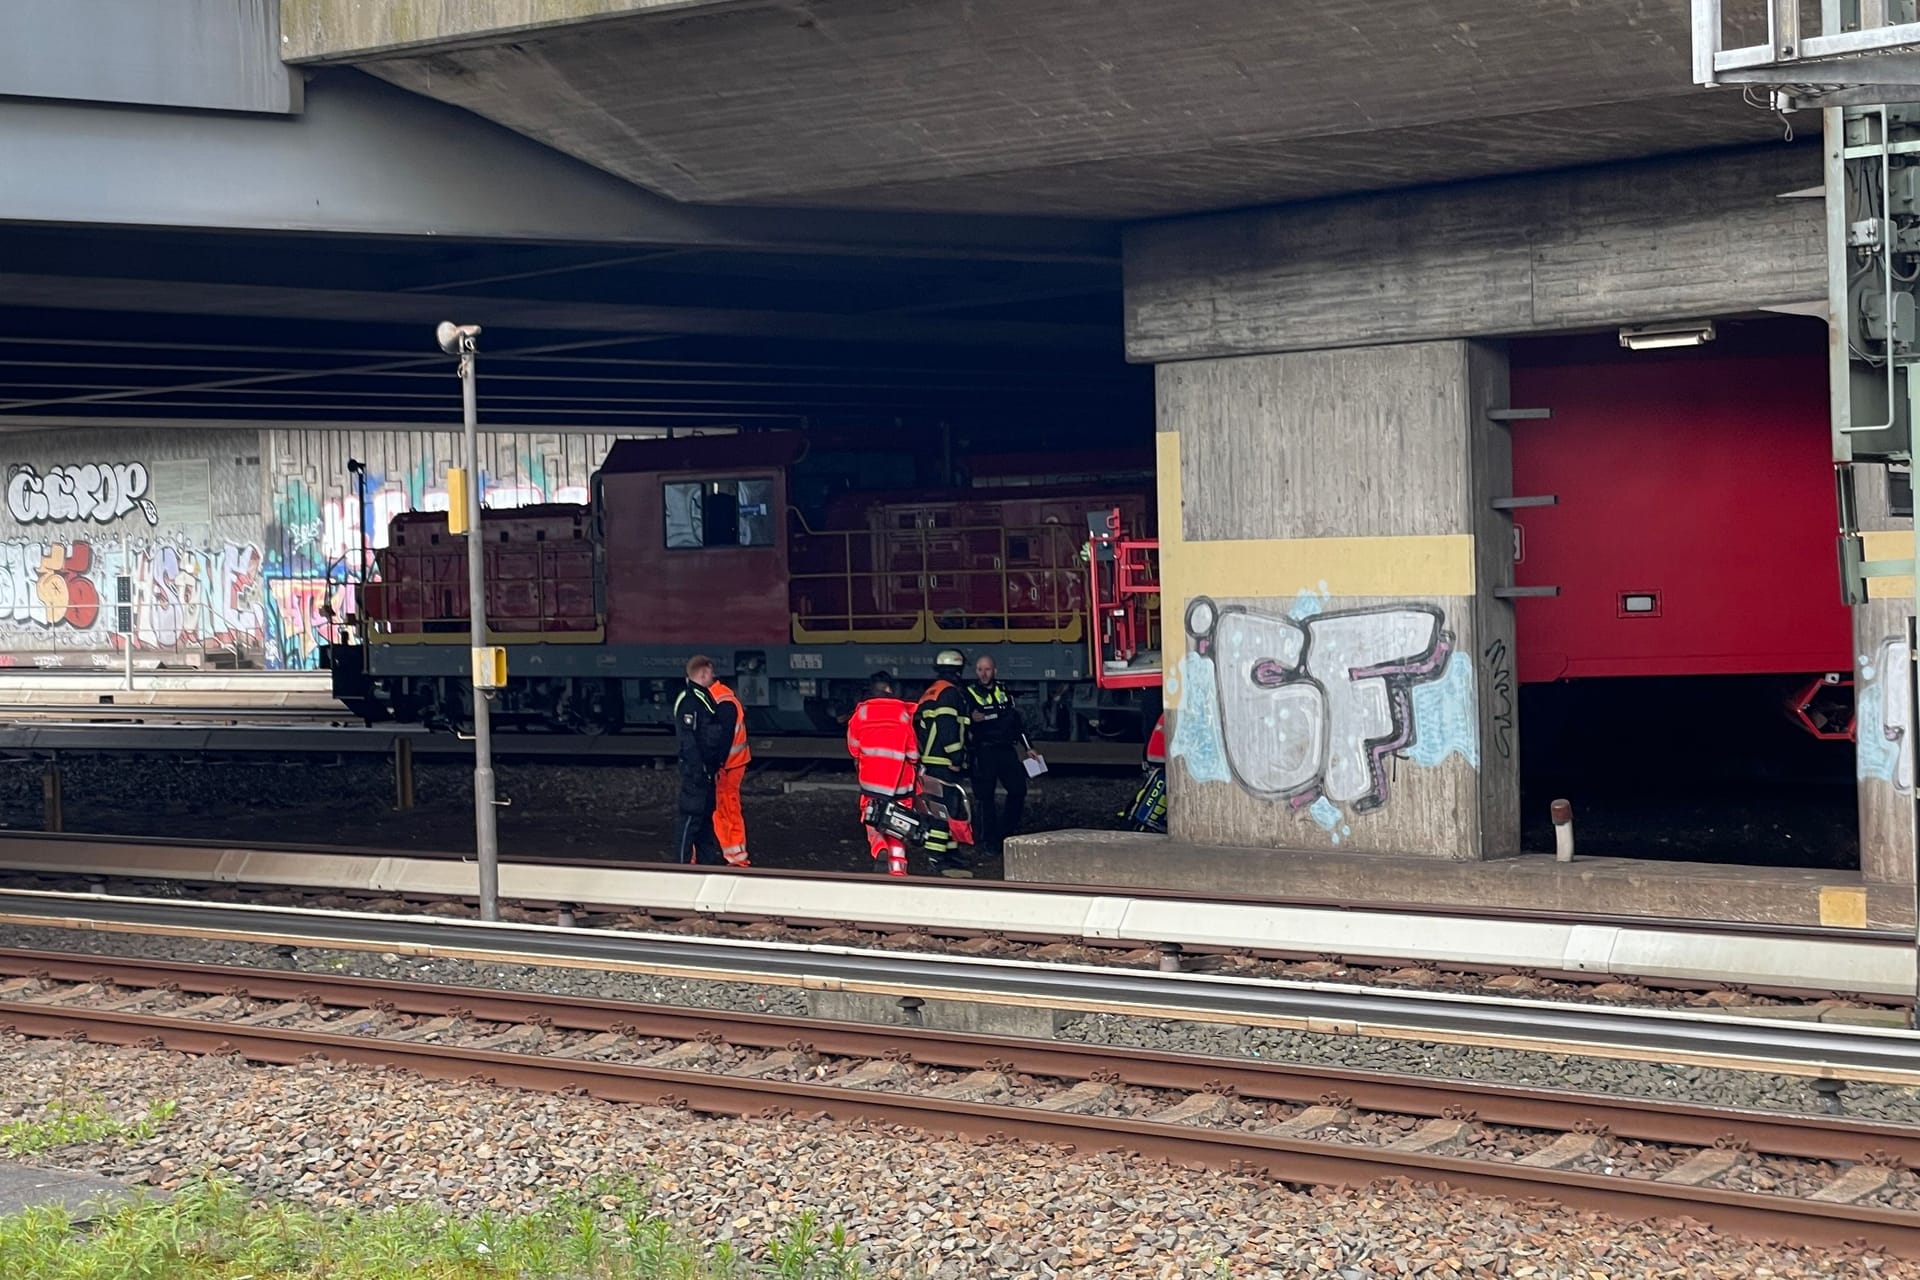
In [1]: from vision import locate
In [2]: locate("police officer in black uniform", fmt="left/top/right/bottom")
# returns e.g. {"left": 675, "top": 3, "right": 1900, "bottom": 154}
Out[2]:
{"left": 674, "top": 654, "right": 736, "bottom": 865}
{"left": 966, "top": 653, "right": 1033, "bottom": 855}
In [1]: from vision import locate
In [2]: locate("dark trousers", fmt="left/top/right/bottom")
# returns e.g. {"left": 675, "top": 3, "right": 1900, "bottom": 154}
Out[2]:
{"left": 676, "top": 810, "right": 723, "bottom": 865}
{"left": 919, "top": 765, "right": 966, "bottom": 868}
{"left": 970, "top": 744, "right": 1029, "bottom": 854}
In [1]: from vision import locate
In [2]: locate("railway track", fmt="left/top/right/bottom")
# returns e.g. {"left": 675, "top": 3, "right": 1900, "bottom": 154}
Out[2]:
{"left": 3, "top": 945, "right": 1917, "bottom": 1255}
{"left": 2, "top": 887, "right": 1916, "bottom": 1082}
{"left": 0, "top": 716, "right": 1140, "bottom": 766}
{"left": 0, "top": 832, "right": 1909, "bottom": 1009}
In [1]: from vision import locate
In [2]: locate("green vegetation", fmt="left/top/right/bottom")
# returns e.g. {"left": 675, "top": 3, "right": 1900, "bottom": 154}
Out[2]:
{"left": 0, "top": 1098, "right": 178, "bottom": 1156}
{"left": 0, "top": 1173, "right": 870, "bottom": 1280}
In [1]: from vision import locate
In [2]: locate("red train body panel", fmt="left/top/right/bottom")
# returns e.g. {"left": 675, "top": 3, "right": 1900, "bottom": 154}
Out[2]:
{"left": 1509, "top": 327, "right": 1850, "bottom": 683}
{"left": 371, "top": 505, "right": 597, "bottom": 637}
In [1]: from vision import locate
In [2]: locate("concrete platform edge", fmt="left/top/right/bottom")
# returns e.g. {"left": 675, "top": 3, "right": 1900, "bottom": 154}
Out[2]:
{"left": 1003, "top": 830, "right": 1917, "bottom": 931}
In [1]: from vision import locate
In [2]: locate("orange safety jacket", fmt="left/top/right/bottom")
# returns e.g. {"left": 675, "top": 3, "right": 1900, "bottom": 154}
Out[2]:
{"left": 711, "top": 681, "right": 751, "bottom": 769}
{"left": 847, "top": 696, "right": 918, "bottom": 797}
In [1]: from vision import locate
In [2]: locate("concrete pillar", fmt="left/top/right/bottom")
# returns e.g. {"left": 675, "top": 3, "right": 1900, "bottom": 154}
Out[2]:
{"left": 1157, "top": 340, "right": 1519, "bottom": 860}
{"left": 1853, "top": 467, "right": 1915, "bottom": 886}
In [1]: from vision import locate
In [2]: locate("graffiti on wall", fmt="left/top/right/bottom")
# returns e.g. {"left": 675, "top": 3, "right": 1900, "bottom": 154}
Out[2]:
{"left": 6, "top": 463, "right": 158, "bottom": 527}
{"left": 260, "top": 438, "right": 606, "bottom": 670}
{"left": 0, "top": 430, "right": 624, "bottom": 669}
{"left": 1858, "top": 637, "right": 1913, "bottom": 792}
{"left": 0, "top": 538, "right": 264, "bottom": 658}
{"left": 1167, "top": 593, "right": 1480, "bottom": 842}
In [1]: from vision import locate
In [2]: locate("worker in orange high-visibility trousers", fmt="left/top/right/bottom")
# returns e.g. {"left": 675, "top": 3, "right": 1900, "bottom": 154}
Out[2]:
{"left": 846, "top": 670, "right": 919, "bottom": 876}
{"left": 709, "top": 675, "right": 752, "bottom": 867}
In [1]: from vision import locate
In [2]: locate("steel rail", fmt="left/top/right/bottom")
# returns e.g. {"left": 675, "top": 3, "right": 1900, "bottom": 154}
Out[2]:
{"left": 3, "top": 990, "right": 1917, "bottom": 1255}
{"left": 5, "top": 947, "right": 1912, "bottom": 1169}
{"left": 0, "top": 724, "right": 1140, "bottom": 766}
{"left": 1, "top": 830, "right": 1902, "bottom": 945}
{"left": 2, "top": 889, "right": 1917, "bottom": 1083}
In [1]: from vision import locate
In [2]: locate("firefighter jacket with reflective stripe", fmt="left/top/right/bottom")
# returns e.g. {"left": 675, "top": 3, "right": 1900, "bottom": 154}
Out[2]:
{"left": 711, "top": 680, "right": 751, "bottom": 767}
{"left": 914, "top": 679, "right": 969, "bottom": 771}
{"left": 674, "top": 681, "right": 734, "bottom": 815}
{"left": 847, "top": 697, "right": 918, "bottom": 797}
{"left": 965, "top": 680, "right": 1023, "bottom": 748}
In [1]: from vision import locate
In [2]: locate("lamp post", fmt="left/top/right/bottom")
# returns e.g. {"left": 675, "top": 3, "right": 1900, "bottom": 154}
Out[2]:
{"left": 437, "top": 321, "right": 500, "bottom": 922}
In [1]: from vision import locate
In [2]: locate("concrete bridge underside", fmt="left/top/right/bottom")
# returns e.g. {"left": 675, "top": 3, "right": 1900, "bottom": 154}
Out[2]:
{"left": 283, "top": 0, "right": 1786, "bottom": 218}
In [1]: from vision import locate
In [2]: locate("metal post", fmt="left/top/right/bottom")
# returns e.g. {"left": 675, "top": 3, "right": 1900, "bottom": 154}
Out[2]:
{"left": 441, "top": 321, "right": 499, "bottom": 922}
{"left": 393, "top": 736, "right": 415, "bottom": 812}
{"left": 41, "top": 755, "right": 61, "bottom": 834}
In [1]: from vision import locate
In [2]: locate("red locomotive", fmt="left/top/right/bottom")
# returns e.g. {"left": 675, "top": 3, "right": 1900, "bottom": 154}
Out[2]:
{"left": 327, "top": 433, "right": 1158, "bottom": 737}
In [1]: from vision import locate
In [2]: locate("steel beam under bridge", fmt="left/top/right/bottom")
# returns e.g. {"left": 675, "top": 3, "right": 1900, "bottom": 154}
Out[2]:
{"left": 0, "top": 68, "right": 1112, "bottom": 263}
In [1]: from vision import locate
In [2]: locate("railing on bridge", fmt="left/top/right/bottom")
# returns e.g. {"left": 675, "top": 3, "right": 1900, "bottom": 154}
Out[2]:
{"left": 1693, "top": 0, "right": 1920, "bottom": 106}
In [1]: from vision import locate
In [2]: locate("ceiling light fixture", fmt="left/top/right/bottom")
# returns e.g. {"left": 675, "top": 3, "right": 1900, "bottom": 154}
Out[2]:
{"left": 1618, "top": 320, "right": 1717, "bottom": 351}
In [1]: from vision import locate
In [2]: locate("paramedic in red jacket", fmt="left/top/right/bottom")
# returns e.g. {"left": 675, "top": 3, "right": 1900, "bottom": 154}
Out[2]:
{"left": 846, "top": 671, "right": 918, "bottom": 877}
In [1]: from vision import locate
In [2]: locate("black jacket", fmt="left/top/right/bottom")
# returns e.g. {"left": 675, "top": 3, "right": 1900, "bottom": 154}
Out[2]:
{"left": 965, "top": 680, "right": 1024, "bottom": 750}
{"left": 914, "top": 678, "right": 969, "bottom": 773}
{"left": 674, "top": 681, "right": 736, "bottom": 814}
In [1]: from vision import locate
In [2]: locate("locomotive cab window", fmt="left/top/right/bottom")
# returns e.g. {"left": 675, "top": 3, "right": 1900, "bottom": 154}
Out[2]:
{"left": 664, "top": 477, "right": 775, "bottom": 550}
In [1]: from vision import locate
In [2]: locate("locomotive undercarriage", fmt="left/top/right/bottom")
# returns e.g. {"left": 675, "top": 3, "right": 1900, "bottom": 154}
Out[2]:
{"left": 335, "top": 663, "right": 1152, "bottom": 742}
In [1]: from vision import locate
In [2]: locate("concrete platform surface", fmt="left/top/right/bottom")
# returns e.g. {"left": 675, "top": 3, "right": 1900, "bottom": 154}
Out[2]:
{"left": 1003, "top": 830, "right": 1915, "bottom": 930}
{"left": 0, "top": 1162, "right": 138, "bottom": 1219}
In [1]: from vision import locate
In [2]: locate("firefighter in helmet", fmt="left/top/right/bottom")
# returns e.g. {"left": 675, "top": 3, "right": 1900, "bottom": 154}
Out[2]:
{"left": 914, "top": 649, "right": 975, "bottom": 876}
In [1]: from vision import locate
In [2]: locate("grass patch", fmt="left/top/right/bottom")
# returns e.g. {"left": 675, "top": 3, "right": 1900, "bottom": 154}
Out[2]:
{"left": 0, "top": 1098, "right": 178, "bottom": 1156}
{"left": 0, "top": 1172, "right": 870, "bottom": 1279}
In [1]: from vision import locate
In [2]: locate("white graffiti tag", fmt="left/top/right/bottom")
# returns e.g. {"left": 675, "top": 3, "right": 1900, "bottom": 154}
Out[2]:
{"left": 1186, "top": 597, "right": 1452, "bottom": 811}
{"left": 6, "top": 464, "right": 157, "bottom": 527}
{"left": 1860, "top": 638, "right": 1913, "bottom": 792}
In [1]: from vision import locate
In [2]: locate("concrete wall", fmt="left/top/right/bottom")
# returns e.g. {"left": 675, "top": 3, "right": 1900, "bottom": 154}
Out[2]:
{"left": 281, "top": 1, "right": 695, "bottom": 61}
{"left": 1125, "top": 144, "right": 1824, "bottom": 363}
{"left": 1, "top": 428, "right": 266, "bottom": 670}
{"left": 1854, "top": 469, "right": 1915, "bottom": 885}
{"left": 1157, "top": 340, "right": 1518, "bottom": 859}
{"left": 1, "top": 427, "right": 626, "bottom": 672}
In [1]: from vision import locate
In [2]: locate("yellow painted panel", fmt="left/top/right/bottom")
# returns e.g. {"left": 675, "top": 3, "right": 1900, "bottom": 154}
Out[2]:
{"left": 1174, "top": 533, "right": 1476, "bottom": 600}
{"left": 1818, "top": 884, "right": 1869, "bottom": 929}
{"left": 1862, "top": 529, "right": 1915, "bottom": 598}
{"left": 446, "top": 468, "right": 470, "bottom": 534}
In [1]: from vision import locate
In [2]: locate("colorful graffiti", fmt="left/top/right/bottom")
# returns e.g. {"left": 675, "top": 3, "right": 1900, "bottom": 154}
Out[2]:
{"left": 0, "top": 537, "right": 264, "bottom": 658}
{"left": 0, "top": 432, "right": 623, "bottom": 669}
{"left": 260, "top": 449, "right": 600, "bottom": 670}
{"left": 1169, "top": 595, "right": 1479, "bottom": 835}
{"left": 6, "top": 463, "right": 158, "bottom": 527}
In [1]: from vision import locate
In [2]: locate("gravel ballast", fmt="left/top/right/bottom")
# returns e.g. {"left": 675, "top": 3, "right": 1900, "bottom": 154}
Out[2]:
{"left": 2, "top": 922, "right": 1914, "bottom": 1126}
{"left": 4, "top": 1036, "right": 1912, "bottom": 1280}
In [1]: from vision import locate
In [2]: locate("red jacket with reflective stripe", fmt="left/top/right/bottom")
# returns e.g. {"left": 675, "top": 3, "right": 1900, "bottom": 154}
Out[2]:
{"left": 1145, "top": 713, "right": 1166, "bottom": 767}
{"left": 711, "top": 681, "right": 751, "bottom": 768}
{"left": 847, "top": 697, "right": 917, "bottom": 796}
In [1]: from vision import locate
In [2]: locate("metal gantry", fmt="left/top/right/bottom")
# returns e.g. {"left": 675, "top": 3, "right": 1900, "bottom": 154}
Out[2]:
{"left": 1694, "top": 0, "right": 1920, "bottom": 1020}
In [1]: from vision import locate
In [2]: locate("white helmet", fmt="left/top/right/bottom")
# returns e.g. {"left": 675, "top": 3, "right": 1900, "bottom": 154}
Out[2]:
{"left": 934, "top": 648, "right": 966, "bottom": 671}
